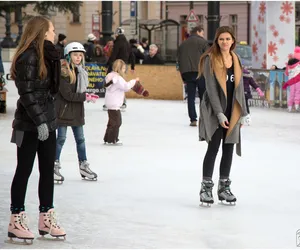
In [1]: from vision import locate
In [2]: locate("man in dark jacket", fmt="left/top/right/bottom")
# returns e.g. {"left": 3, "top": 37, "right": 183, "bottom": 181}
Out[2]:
{"left": 142, "top": 44, "right": 164, "bottom": 65}
{"left": 85, "top": 33, "right": 97, "bottom": 62}
{"left": 106, "top": 27, "right": 135, "bottom": 73}
{"left": 177, "top": 25, "right": 209, "bottom": 126}
{"left": 55, "top": 34, "right": 67, "bottom": 59}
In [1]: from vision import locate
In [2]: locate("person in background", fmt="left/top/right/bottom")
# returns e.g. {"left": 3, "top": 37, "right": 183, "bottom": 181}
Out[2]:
{"left": 129, "top": 39, "right": 145, "bottom": 64}
{"left": 177, "top": 25, "right": 209, "bottom": 126}
{"left": 85, "top": 33, "right": 97, "bottom": 62}
{"left": 8, "top": 16, "right": 66, "bottom": 243}
{"left": 92, "top": 45, "right": 107, "bottom": 64}
{"left": 282, "top": 47, "right": 300, "bottom": 112}
{"left": 55, "top": 33, "right": 67, "bottom": 59}
{"left": 142, "top": 44, "right": 164, "bottom": 65}
{"left": 105, "top": 27, "right": 135, "bottom": 111}
{"left": 0, "top": 46, "right": 4, "bottom": 75}
{"left": 103, "top": 59, "right": 149, "bottom": 145}
{"left": 140, "top": 37, "right": 149, "bottom": 55}
{"left": 103, "top": 38, "right": 114, "bottom": 61}
{"left": 242, "top": 68, "right": 264, "bottom": 125}
{"left": 54, "top": 42, "right": 99, "bottom": 183}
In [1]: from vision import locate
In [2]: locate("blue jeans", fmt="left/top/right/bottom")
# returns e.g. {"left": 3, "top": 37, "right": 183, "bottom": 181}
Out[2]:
{"left": 182, "top": 72, "right": 206, "bottom": 122}
{"left": 56, "top": 126, "right": 87, "bottom": 162}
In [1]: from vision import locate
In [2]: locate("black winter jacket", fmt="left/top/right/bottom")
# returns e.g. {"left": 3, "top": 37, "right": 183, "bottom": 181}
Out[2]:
{"left": 12, "top": 45, "right": 57, "bottom": 132}
{"left": 55, "top": 67, "right": 86, "bottom": 127}
{"left": 107, "top": 35, "right": 135, "bottom": 70}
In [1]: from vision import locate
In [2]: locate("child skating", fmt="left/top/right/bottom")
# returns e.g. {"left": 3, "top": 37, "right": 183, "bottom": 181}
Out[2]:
{"left": 103, "top": 59, "right": 149, "bottom": 145}
{"left": 242, "top": 68, "right": 264, "bottom": 125}
{"left": 54, "top": 42, "right": 99, "bottom": 183}
{"left": 283, "top": 47, "right": 300, "bottom": 112}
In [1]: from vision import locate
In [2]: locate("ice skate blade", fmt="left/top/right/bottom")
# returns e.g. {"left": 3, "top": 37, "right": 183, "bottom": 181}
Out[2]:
{"left": 199, "top": 200, "right": 214, "bottom": 207}
{"left": 5, "top": 237, "right": 33, "bottom": 245}
{"left": 37, "top": 235, "right": 66, "bottom": 241}
{"left": 219, "top": 200, "right": 236, "bottom": 206}
{"left": 104, "top": 142, "right": 123, "bottom": 146}
{"left": 81, "top": 177, "right": 97, "bottom": 181}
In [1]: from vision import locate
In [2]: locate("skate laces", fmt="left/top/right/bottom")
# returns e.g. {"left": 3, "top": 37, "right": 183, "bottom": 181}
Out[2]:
{"left": 17, "top": 213, "right": 30, "bottom": 230}
{"left": 80, "top": 161, "right": 92, "bottom": 173}
{"left": 48, "top": 210, "right": 60, "bottom": 233}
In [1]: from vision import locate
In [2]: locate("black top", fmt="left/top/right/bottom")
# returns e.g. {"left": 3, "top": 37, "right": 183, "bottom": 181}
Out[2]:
{"left": 225, "top": 63, "right": 234, "bottom": 120}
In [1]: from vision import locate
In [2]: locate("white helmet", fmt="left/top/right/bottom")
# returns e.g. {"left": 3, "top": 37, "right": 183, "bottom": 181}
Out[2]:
{"left": 64, "top": 42, "right": 86, "bottom": 57}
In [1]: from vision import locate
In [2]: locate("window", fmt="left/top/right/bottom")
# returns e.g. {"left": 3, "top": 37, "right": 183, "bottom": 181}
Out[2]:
{"left": 229, "top": 15, "right": 238, "bottom": 37}
{"left": 72, "top": 5, "right": 80, "bottom": 23}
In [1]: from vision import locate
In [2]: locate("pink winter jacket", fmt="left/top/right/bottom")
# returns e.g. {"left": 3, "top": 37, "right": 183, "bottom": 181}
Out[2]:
{"left": 104, "top": 72, "right": 136, "bottom": 110}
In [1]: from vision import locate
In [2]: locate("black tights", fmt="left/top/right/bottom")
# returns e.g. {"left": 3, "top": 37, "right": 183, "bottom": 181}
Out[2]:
{"left": 202, "top": 127, "right": 234, "bottom": 180}
{"left": 10, "top": 131, "right": 56, "bottom": 214}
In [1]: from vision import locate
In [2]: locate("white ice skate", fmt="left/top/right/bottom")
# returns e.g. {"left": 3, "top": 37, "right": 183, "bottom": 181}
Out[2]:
{"left": 120, "top": 103, "right": 127, "bottom": 112}
{"left": 104, "top": 140, "right": 123, "bottom": 146}
{"left": 79, "top": 161, "right": 97, "bottom": 181}
{"left": 54, "top": 161, "right": 64, "bottom": 184}
{"left": 245, "top": 114, "right": 251, "bottom": 126}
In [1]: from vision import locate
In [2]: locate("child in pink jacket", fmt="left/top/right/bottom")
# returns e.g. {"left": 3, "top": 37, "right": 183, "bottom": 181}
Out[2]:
{"left": 103, "top": 59, "right": 149, "bottom": 145}
{"left": 283, "top": 47, "right": 300, "bottom": 112}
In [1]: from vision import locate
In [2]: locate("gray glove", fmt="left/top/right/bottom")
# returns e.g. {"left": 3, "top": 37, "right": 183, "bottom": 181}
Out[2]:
{"left": 37, "top": 123, "right": 49, "bottom": 141}
{"left": 217, "top": 113, "right": 228, "bottom": 125}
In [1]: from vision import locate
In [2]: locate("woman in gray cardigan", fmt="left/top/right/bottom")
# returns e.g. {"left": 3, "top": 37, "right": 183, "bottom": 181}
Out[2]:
{"left": 197, "top": 26, "right": 248, "bottom": 206}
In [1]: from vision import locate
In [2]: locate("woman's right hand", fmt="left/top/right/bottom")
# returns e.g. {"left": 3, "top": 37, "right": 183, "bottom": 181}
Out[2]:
{"left": 217, "top": 113, "right": 229, "bottom": 129}
{"left": 220, "top": 120, "right": 230, "bottom": 129}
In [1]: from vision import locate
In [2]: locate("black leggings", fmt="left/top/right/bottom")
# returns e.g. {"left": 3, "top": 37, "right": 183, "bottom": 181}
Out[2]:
{"left": 202, "top": 127, "right": 234, "bottom": 180}
{"left": 10, "top": 131, "right": 56, "bottom": 213}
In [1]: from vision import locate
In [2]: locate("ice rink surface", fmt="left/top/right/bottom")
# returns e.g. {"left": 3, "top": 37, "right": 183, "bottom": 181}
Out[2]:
{"left": 0, "top": 81, "right": 300, "bottom": 249}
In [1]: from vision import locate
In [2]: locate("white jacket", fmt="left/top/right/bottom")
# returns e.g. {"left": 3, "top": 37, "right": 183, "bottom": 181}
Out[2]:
{"left": 104, "top": 72, "right": 136, "bottom": 110}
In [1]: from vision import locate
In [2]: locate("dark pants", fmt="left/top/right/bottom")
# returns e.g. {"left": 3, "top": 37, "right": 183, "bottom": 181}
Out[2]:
{"left": 202, "top": 127, "right": 234, "bottom": 179}
{"left": 182, "top": 72, "right": 206, "bottom": 122}
{"left": 245, "top": 96, "right": 250, "bottom": 114}
{"left": 10, "top": 131, "right": 56, "bottom": 213}
{"left": 104, "top": 110, "right": 122, "bottom": 143}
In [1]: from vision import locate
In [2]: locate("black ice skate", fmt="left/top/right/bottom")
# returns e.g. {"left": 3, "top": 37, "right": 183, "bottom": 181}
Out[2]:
{"left": 54, "top": 161, "right": 64, "bottom": 184}
{"left": 218, "top": 179, "right": 237, "bottom": 205}
{"left": 79, "top": 161, "right": 97, "bottom": 181}
{"left": 199, "top": 179, "right": 214, "bottom": 207}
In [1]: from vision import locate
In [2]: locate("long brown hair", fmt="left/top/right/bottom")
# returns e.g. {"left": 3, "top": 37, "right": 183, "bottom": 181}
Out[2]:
{"left": 11, "top": 16, "right": 50, "bottom": 80}
{"left": 198, "top": 26, "right": 236, "bottom": 78}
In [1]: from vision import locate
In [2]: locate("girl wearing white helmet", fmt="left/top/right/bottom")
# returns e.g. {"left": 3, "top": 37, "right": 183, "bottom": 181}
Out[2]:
{"left": 54, "top": 42, "right": 99, "bottom": 183}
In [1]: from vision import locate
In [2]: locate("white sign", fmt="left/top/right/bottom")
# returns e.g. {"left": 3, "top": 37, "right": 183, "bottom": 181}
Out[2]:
{"left": 186, "top": 10, "right": 199, "bottom": 22}
{"left": 186, "top": 10, "right": 199, "bottom": 33}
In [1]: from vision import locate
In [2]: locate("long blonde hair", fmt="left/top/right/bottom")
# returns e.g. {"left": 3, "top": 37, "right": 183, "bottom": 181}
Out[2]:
{"left": 198, "top": 26, "right": 236, "bottom": 78}
{"left": 62, "top": 51, "right": 85, "bottom": 84}
{"left": 11, "top": 16, "right": 50, "bottom": 80}
{"left": 112, "top": 59, "right": 126, "bottom": 77}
